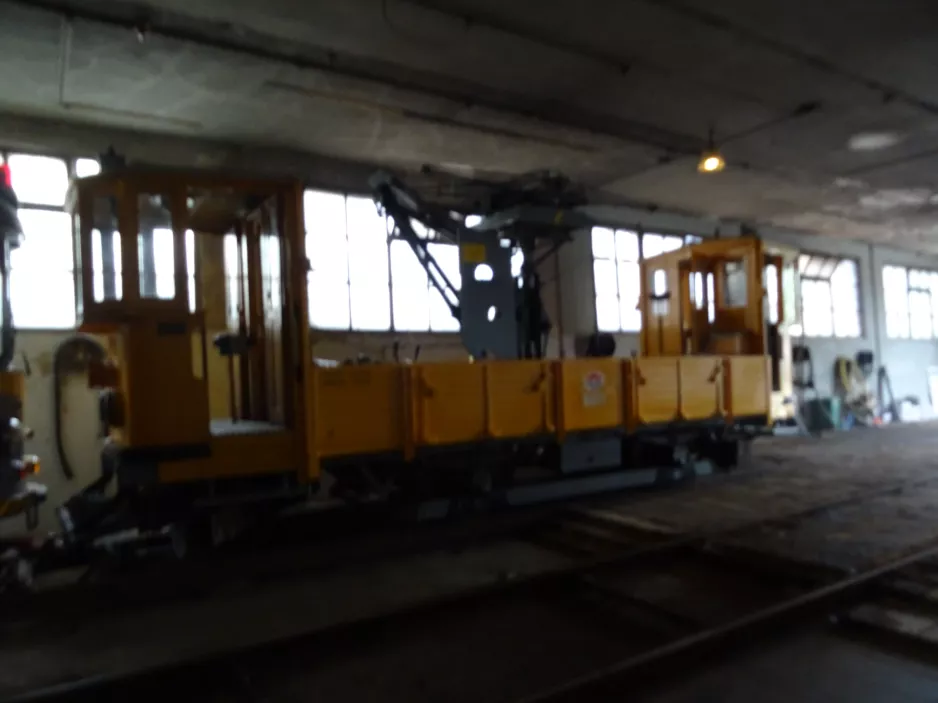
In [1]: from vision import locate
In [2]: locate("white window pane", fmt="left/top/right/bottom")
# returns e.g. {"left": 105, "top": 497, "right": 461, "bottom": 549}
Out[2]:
{"left": 614, "top": 230, "right": 639, "bottom": 261}
{"left": 350, "top": 280, "right": 391, "bottom": 331}
{"left": 661, "top": 235, "right": 683, "bottom": 253}
{"left": 883, "top": 265, "right": 910, "bottom": 339}
{"left": 591, "top": 227, "right": 615, "bottom": 260}
{"left": 390, "top": 239, "right": 429, "bottom": 286}
{"left": 834, "top": 310, "right": 861, "bottom": 339}
{"left": 619, "top": 303, "right": 641, "bottom": 332}
{"left": 185, "top": 230, "right": 195, "bottom": 276}
{"left": 707, "top": 274, "right": 715, "bottom": 321}
{"left": 155, "top": 275, "right": 176, "bottom": 300}
{"left": 348, "top": 241, "right": 389, "bottom": 285}
{"left": 185, "top": 230, "right": 196, "bottom": 311}
{"left": 346, "top": 196, "right": 386, "bottom": 246}
{"left": 92, "top": 273, "right": 104, "bottom": 302}
{"left": 429, "top": 288, "right": 459, "bottom": 332}
{"left": 8, "top": 154, "right": 68, "bottom": 207}
{"left": 305, "top": 191, "right": 348, "bottom": 279}
{"left": 886, "top": 301, "right": 910, "bottom": 339}
{"left": 643, "top": 233, "right": 681, "bottom": 259}
{"left": 617, "top": 261, "right": 640, "bottom": 303}
{"left": 832, "top": 259, "right": 857, "bottom": 285}
{"left": 910, "top": 290, "right": 933, "bottom": 339}
{"left": 227, "top": 277, "right": 240, "bottom": 327}
{"left": 593, "top": 259, "right": 618, "bottom": 296}
{"left": 308, "top": 232, "right": 348, "bottom": 281}
{"left": 223, "top": 233, "right": 238, "bottom": 273}
{"left": 12, "top": 269, "right": 75, "bottom": 328}
{"left": 427, "top": 242, "right": 461, "bottom": 289}
{"left": 11, "top": 209, "right": 74, "bottom": 328}
{"left": 765, "top": 264, "right": 779, "bottom": 325}
{"left": 410, "top": 219, "right": 430, "bottom": 240}
{"left": 511, "top": 249, "right": 524, "bottom": 279}
{"left": 17, "top": 209, "right": 73, "bottom": 270}
{"left": 393, "top": 285, "right": 430, "bottom": 331}
{"left": 152, "top": 228, "right": 175, "bottom": 299}
{"left": 308, "top": 271, "right": 350, "bottom": 330}
{"left": 91, "top": 229, "right": 122, "bottom": 302}
{"left": 692, "top": 272, "right": 705, "bottom": 309}
{"left": 931, "top": 275, "right": 938, "bottom": 337}
{"left": 910, "top": 269, "right": 930, "bottom": 289}
{"left": 830, "top": 260, "right": 860, "bottom": 337}
{"left": 883, "top": 265, "right": 908, "bottom": 292}
{"left": 390, "top": 240, "right": 430, "bottom": 332}
{"left": 618, "top": 260, "right": 641, "bottom": 329}
{"left": 642, "top": 233, "right": 664, "bottom": 259}
{"left": 347, "top": 195, "right": 389, "bottom": 285}
{"left": 75, "top": 158, "right": 100, "bottom": 178}
{"left": 802, "top": 279, "right": 833, "bottom": 337}
{"left": 304, "top": 190, "right": 346, "bottom": 240}
{"left": 596, "top": 295, "right": 620, "bottom": 332}
{"left": 653, "top": 269, "right": 667, "bottom": 296}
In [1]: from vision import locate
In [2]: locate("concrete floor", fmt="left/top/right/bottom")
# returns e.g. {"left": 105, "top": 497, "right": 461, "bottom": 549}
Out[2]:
{"left": 7, "top": 423, "right": 938, "bottom": 700}
{"left": 598, "top": 423, "right": 938, "bottom": 572}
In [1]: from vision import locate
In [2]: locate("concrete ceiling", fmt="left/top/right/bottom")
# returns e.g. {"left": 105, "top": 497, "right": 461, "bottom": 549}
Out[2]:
{"left": 4, "top": 0, "right": 938, "bottom": 249}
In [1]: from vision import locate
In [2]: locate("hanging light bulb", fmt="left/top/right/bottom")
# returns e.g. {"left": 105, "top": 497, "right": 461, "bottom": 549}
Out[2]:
{"left": 697, "top": 127, "right": 725, "bottom": 174}
{"left": 698, "top": 152, "right": 725, "bottom": 173}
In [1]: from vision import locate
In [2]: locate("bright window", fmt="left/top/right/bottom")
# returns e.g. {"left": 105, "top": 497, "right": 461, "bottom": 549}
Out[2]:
{"left": 592, "top": 228, "right": 685, "bottom": 333}
{"left": 883, "top": 265, "right": 938, "bottom": 340}
{"left": 642, "top": 233, "right": 684, "bottom": 258}
{"left": 11, "top": 209, "right": 75, "bottom": 328}
{"left": 390, "top": 239, "right": 461, "bottom": 332}
{"left": 7, "top": 153, "right": 69, "bottom": 207}
{"left": 74, "top": 158, "right": 101, "bottom": 178}
{"left": 798, "top": 254, "right": 861, "bottom": 338}
{"left": 305, "top": 189, "right": 465, "bottom": 333}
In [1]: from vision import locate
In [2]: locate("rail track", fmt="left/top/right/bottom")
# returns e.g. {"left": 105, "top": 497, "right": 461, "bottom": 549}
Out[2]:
{"left": 8, "top": 471, "right": 938, "bottom": 703}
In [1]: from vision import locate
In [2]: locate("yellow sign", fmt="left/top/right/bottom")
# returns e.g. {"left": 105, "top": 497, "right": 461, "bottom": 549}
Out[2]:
{"left": 460, "top": 243, "right": 487, "bottom": 264}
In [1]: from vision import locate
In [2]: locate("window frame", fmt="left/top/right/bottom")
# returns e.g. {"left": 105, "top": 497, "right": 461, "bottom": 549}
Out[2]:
{"left": 304, "top": 188, "right": 468, "bottom": 334}
{"left": 883, "top": 264, "right": 938, "bottom": 340}
{"left": 591, "top": 228, "right": 688, "bottom": 334}
{"left": 797, "top": 252, "right": 862, "bottom": 339}
{"left": 1, "top": 149, "right": 101, "bottom": 330}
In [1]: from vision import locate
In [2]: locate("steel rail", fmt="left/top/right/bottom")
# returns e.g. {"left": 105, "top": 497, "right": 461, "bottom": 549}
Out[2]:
{"left": 9, "top": 474, "right": 935, "bottom": 702}
{"left": 513, "top": 540, "right": 938, "bottom": 703}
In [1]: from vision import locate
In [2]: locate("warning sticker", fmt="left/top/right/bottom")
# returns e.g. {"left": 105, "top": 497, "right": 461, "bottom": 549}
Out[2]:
{"left": 582, "top": 370, "right": 607, "bottom": 408}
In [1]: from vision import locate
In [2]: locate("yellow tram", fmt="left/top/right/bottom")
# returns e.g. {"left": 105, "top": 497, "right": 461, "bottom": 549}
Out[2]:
{"left": 58, "top": 166, "right": 795, "bottom": 539}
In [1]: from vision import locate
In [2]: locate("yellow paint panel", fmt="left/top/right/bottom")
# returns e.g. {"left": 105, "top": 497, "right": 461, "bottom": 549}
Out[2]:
{"left": 159, "top": 431, "right": 296, "bottom": 482}
{"left": 724, "top": 356, "right": 770, "bottom": 419}
{"left": 679, "top": 356, "right": 723, "bottom": 421}
{"left": 315, "top": 365, "right": 405, "bottom": 457}
{"left": 559, "top": 359, "right": 622, "bottom": 433}
{"left": 486, "top": 361, "right": 554, "bottom": 438}
{"left": 633, "top": 358, "right": 679, "bottom": 425}
{"left": 460, "top": 243, "right": 487, "bottom": 264}
{"left": 415, "top": 363, "right": 486, "bottom": 445}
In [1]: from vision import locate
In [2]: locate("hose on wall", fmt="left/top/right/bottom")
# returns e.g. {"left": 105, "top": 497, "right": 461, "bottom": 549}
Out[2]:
{"left": 53, "top": 336, "right": 106, "bottom": 480}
